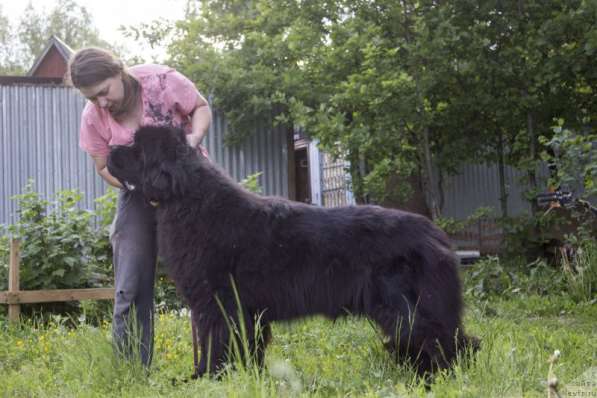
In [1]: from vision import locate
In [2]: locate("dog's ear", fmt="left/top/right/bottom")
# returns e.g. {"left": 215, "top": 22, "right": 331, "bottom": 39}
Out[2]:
{"left": 137, "top": 126, "right": 193, "bottom": 202}
{"left": 142, "top": 160, "right": 189, "bottom": 202}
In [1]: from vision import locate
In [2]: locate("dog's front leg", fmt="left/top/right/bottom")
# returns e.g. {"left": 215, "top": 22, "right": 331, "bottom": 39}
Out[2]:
{"left": 193, "top": 311, "right": 232, "bottom": 378}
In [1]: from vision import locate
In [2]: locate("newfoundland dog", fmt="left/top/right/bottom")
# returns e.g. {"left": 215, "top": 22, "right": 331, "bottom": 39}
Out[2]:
{"left": 107, "top": 125, "right": 478, "bottom": 378}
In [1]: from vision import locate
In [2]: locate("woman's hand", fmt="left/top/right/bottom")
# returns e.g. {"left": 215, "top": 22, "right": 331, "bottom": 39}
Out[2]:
{"left": 91, "top": 155, "right": 123, "bottom": 189}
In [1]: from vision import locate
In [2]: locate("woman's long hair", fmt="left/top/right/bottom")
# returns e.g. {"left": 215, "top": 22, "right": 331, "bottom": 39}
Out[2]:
{"left": 65, "top": 47, "right": 141, "bottom": 120}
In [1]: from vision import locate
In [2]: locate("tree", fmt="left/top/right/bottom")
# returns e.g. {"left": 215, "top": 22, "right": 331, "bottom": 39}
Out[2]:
{"left": 430, "top": 0, "right": 597, "bottom": 218}
{"left": 162, "top": 0, "right": 595, "bottom": 219}
{"left": 0, "top": 4, "right": 26, "bottom": 74}
{"left": 167, "top": 1, "right": 440, "bottom": 213}
{"left": 1, "top": 0, "right": 115, "bottom": 74}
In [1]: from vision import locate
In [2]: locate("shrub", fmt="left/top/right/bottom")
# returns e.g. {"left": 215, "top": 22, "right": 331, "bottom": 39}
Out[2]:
{"left": 1, "top": 172, "right": 266, "bottom": 317}
{"left": 464, "top": 256, "right": 562, "bottom": 300}
{"left": 240, "top": 171, "right": 264, "bottom": 194}
{"left": 435, "top": 206, "right": 494, "bottom": 236}
{"left": 2, "top": 183, "right": 96, "bottom": 291}
{"left": 464, "top": 243, "right": 596, "bottom": 304}
{"left": 0, "top": 182, "right": 116, "bottom": 319}
{"left": 561, "top": 240, "right": 597, "bottom": 303}
{"left": 499, "top": 213, "right": 560, "bottom": 264}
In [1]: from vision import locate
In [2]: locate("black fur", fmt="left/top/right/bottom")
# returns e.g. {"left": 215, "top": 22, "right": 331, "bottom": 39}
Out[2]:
{"left": 107, "top": 126, "right": 478, "bottom": 378}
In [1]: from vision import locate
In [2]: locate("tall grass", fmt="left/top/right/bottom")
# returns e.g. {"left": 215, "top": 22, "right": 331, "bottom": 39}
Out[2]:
{"left": 2, "top": 292, "right": 595, "bottom": 397}
{"left": 561, "top": 240, "right": 597, "bottom": 303}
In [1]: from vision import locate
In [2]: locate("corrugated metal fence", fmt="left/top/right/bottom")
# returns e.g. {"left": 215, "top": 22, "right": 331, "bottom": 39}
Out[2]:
{"left": 441, "top": 162, "right": 547, "bottom": 219}
{"left": 441, "top": 162, "right": 564, "bottom": 253}
{"left": 0, "top": 83, "right": 288, "bottom": 226}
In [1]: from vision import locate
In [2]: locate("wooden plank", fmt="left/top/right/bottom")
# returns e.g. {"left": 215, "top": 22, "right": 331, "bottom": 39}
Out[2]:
{"left": 8, "top": 239, "right": 20, "bottom": 322}
{"left": 0, "top": 288, "right": 114, "bottom": 304}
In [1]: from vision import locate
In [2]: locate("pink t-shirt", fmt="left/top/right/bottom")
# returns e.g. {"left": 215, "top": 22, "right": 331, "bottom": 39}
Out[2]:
{"left": 79, "top": 64, "right": 205, "bottom": 157}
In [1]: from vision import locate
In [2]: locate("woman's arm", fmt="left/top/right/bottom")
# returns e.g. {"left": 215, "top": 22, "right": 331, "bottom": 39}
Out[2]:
{"left": 186, "top": 93, "right": 212, "bottom": 148}
{"left": 91, "top": 155, "right": 123, "bottom": 189}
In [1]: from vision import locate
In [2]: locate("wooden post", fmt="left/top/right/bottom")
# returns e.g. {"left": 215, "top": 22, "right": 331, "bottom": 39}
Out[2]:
{"left": 477, "top": 219, "right": 483, "bottom": 254}
{"left": 8, "top": 238, "right": 21, "bottom": 322}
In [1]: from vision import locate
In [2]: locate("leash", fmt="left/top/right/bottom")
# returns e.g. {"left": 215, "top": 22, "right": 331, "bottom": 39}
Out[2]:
{"left": 191, "top": 309, "right": 200, "bottom": 376}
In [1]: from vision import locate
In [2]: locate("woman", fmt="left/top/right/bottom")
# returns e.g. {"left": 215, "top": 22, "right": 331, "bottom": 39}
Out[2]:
{"left": 66, "top": 47, "right": 212, "bottom": 366}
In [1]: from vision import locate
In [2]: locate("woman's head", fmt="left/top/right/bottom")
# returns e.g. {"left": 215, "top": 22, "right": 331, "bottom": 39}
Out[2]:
{"left": 66, "top": 47, "right": 140, "bottom": 119}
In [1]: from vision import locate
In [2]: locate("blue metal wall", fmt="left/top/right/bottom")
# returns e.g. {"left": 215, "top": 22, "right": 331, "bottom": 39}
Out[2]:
{"left": 440, "top": 162, "right": 544, "bottom": 219}
{"left": 0, "top": 83, "right": 289, "bottom": 225}
{"left": 1, "top": 82, "right": 563, "bottom": 227}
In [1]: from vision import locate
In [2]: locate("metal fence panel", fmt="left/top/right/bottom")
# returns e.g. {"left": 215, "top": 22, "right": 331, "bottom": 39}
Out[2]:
{"left": 320, "top": 152, "right": 355, "bottom": 208}
{"left": 0, "top": 84, "right": 288, "bottom": 225}
{"left": 440, "top": 163, "right": 546, "bottom": 219}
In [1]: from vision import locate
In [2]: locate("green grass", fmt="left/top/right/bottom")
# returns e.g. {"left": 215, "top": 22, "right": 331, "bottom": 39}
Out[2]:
{"left": 1, "top": 292, "right": 595, "bottom": 398}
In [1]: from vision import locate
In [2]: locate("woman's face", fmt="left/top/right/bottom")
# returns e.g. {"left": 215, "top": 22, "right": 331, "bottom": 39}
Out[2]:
{"left": 79, "top": 74, "right": 124, "bottom": 113}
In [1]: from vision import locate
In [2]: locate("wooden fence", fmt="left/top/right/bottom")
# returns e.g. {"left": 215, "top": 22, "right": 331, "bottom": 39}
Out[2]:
{"left": 0, "top": 239, "right": 114, "bottom": 322}
{"left": 449, "top": 218, "right": 503, "bottom": 255}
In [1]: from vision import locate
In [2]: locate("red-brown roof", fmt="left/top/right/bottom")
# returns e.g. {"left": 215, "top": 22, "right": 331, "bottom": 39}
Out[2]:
{"left": 27, "top": 35, "right": 74, "bottom": 79}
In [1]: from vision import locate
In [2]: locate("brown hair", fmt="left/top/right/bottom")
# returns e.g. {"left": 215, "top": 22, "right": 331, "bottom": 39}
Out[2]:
{"left": 66, "top": 47, "right": 141, "bottom": 120}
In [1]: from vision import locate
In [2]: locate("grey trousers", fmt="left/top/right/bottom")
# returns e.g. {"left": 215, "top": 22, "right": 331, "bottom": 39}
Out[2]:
{"left": 110, "top": 190, "right": 157, "bottom": 367}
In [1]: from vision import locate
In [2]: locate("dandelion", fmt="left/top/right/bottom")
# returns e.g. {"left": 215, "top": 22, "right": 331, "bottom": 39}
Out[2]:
{"left": 15, "top": 340, "right": 24, "bottom": 348}
{"left": 547, "top": 349, "right": 561, "bottom": 398}
{"left": 269, "top": 359, "right": 302, "bottom": 395}
{"left": 178, "top": 308, "right": 190, "bottom": 318}
{"left": 553, "top": 350, "right": 561, "bottom": 359}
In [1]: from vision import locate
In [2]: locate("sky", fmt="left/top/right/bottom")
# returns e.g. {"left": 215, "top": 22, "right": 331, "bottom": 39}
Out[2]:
{"left": 0, "top": 0, "right": 188, "bottom": 60}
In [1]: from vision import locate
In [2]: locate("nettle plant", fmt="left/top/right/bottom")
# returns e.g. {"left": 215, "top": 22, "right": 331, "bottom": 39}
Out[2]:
{"left": 0, "top": 182, "right": 115, "bottom": 292}
{"left": 0, "top": 173, "right": 262, "bottom": 294}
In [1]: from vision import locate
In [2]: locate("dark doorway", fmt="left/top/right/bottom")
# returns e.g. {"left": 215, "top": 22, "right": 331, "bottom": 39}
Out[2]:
{"left": 294, "top": 147, "right": 311, "bottom": 203}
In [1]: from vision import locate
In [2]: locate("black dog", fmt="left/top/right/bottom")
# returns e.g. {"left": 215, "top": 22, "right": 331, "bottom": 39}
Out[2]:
{"left": 107, "top": 126, "right": 477, "bottom": 378}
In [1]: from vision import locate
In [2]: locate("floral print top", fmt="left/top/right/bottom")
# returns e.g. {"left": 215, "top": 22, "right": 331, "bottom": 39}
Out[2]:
{"left": 79, "top": 64, "right": 206, "bottom": 157}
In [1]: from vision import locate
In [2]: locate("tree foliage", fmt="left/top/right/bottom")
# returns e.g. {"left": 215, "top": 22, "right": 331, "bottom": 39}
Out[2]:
{"left": 0, "top": 0, "right": 114, "bottom": 75}
{"left": 0, "top": 4, "right": 25, "bottom": 74}
{"left": 5, "top": 0, "right": 591, "bottom": 218}
{"left": 163, "top": 0, "right": 595, "bottom": 217}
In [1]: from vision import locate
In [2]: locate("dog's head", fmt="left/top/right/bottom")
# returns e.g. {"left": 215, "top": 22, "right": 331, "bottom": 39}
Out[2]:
{"left": 107, "top": 126, "right": 194, "bottom": 203}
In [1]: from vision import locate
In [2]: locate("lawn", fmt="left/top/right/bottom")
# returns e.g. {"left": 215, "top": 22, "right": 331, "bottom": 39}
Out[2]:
{"left": 1, "top": 273, "right": 595, "bottom": 397}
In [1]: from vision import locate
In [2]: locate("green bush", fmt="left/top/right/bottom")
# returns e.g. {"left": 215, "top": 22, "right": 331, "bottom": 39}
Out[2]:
{"left": 464, "top": 243, "right": 596, "bottom": 304}
{"left": 0, "top": 182, "right": 117, "bottom": 319}
{"left": 1, "top": 173, "right": 265, "bottom": 318}
{"left": 435, "top": 206, "right": 494, "bottom": 236}
{"left": 540, "top": 121, "right": 597, "bottom": 198}
{"left": 240, "top": 171, "right": 263, "bottom": 194}
{"left": 464, "top": 256, "right": 565, "bottom": 300}
{"left": 0, "top": 182, "right": 114, "bottom": 291}
{"left": 499, "top": 214, "right": 558, "bottom": 264}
